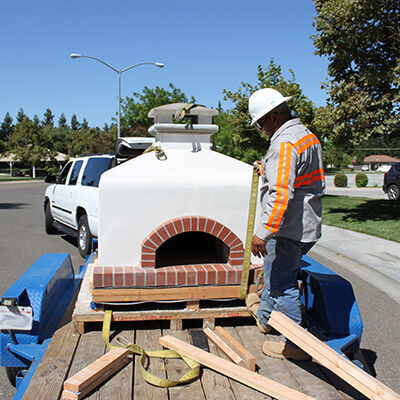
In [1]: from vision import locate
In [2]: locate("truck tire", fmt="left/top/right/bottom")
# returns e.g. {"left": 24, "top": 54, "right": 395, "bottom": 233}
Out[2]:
{"left": 387, "top": 183, "right": 400, "bottom": 200}
{"left": 45, "top": 202, "right": 58, "bottom": 234}
{"left": 78, "top": 215, "right": 93, "bottom": 258}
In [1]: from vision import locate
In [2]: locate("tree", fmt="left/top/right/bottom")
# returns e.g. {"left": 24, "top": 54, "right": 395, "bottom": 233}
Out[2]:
{"left": 0, "top": 112, "right": 14, "bottom": 145}
{"left": 71, "top": 114, "right": 80, "bottom": 131}
{"left": 120, "top": 83, "right": 196, "bottom": 136}
{"left": 8, "top": 117, "right": 55, "bottom": 175}
{"left": 42, "top": 108, "right": 55, "bottom": 127}
{"left": 221, "top": 59, "right": 317, "bottom": 163}
{"left": 312, "top": 0, "right": 400, "bottom": 145}
{"left": 16, "top": 108, "right": 26, "bottom": 123}
{"left": 58, "top": 113, "right": 68, "bottom": 128}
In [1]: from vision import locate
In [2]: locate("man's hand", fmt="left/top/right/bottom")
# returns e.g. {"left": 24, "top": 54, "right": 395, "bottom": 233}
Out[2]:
{"left": 253, "top": 160, "right": 264, "bottom": 176}
{"left": 251, "top": 235, "right": 267, "bottom": 258}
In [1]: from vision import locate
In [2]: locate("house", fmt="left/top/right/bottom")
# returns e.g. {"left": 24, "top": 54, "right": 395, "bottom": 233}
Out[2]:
{"left": 353, "top": 155, "right": 400, "bottom": 172}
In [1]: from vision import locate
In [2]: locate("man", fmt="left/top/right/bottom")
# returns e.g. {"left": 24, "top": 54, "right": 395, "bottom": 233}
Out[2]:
{"left": 246, "top": 88, "right": 325, "bottom": 360}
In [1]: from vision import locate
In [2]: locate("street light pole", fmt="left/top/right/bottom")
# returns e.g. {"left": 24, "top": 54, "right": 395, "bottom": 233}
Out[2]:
{"left": 70, "top": 53, "right": 164, "bottom": 138}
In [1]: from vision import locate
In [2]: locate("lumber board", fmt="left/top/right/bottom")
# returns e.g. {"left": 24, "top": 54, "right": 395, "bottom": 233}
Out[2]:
{"left": 63, "top": 347, "right": 129, "bottom": 393}
{"left": 62, "top": 358, "right": 129, "bottom": 400}
{"left": 92, "top": 284, "right": 257, "bottom": 302}
{"left": 160, "top": 335, "right": 315, "bottom": 400}
{"left": 268, "top": 311, "right": 400, "bottom": 400}
{"left": 205, "top": 326, "right": 256, "bottom": 371}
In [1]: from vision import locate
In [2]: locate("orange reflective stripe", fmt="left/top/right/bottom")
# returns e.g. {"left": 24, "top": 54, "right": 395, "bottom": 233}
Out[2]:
{"left": 295, "top": 168, "right": 325, "bottom": 188}
{"left": 294, "top": 133, "right": 321, "bottom": 154}
{"left": 266, "top": 142, "right": 292, "bottom": 233}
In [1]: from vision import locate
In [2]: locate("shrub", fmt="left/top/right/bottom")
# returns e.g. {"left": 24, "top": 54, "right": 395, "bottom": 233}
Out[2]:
{"left": 355, "top": 173, "right": 368, "bottom": 187}
{"left": 334, "top": 173, "right": 348, "bottom": 187}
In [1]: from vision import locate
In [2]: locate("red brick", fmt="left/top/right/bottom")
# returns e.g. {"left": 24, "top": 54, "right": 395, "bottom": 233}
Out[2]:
{"left": 141, "top": 260, "right": 155, "bottom": 269}
{"left": 164, "top": 221, "right": 176, "bottom": 237}
{"left": 230, "top": 258, "right": 243, "bottom": 266}
{"left": 135, "top": 270, "right": 145, "bottom": 287}
{"left": 142, "top": 240, "right": 157, "bottom": 251}
{"left": 166, "top": 266, "right": 176, "bottom": 286}
{"left": 92, "top": 267, "right": 103, "bottom": 288}
{"left": 156, "top": 268, "right": 167, "bottom": 286}
{"left": 225, "top": 265, "right": 238, "bottom": 284}
{"left": 174, "top": 266, "right": 186, "bottom": 286}
{"left": 204, "top": 264, "right": 217, "bottom": 285}
{"left": 148, "top": 232, "right": 163, "bottom": 247}
{"left": 211, "top": 221, "right": 223, "bottom": 237}
{"left": 213, "top": 264, "right": 227, "bottom": 285}
{"left": 198, "top": 217, "right": 207, "bottom": 232}
{"left": 182, "top": 217, "right": 191, "bottom": 232}
{"left": 184, "top": 265, "right": 197, "bottom": 285}
{"left": 172, "top": 218, "right": 184, "bottom": 234}
{"left": 156, "top": 226, "right": 170, "bottom": 242}
{"left": 103, "top": 266, "right": 113, "bottom": 287}
{"left": 218, "top": 226, "right": 230, "bottom": 242}
{"left": 196, "top": 265, "right": 207, "bottom": 285}
{"left": 145, "top": 270, "right": 156, "bottom": 286}
{"left": 224, "top": 232, "right": 238, "bottom": 247}
{"left": 125, "top": 267, "right": 134, "bottom": 287}
{"left": 229, "top": 238, "right": 243, "bottom": 250}
{"left": 113, "top": 266, "right": 124, "bottom": 287}
{"left": 141, "top": 253, "right": 156, "bottom": 262}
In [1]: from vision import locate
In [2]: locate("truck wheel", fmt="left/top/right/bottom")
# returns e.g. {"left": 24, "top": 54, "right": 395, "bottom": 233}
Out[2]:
{"left": 78, "top": 215, "right": 93, "bottom": 258}
{"left": 6, "top": 366, "right": 24, "bottom": 387}
{"left": 387, "top": 184, "right": 400, "bottom": 200}
{"left": 45, "top": 202, "right": 58, "bottom": 234}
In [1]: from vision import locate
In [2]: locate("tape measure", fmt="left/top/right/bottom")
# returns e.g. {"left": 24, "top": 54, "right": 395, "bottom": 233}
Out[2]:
{"left": 239, "top": 167, "right": 259, "bottom": 300}
{"left": 102, "top": 310, "right": 200, "bottom": 387}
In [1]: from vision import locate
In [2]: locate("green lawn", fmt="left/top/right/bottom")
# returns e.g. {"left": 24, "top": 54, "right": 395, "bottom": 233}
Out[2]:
{"left": 322, "top": 195, "right": 400, "bottom": 243}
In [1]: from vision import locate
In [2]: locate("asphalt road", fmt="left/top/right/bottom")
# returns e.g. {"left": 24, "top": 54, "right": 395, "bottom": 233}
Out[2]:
{"left": 0, "top": 181, "right": 399, "bottom": 398}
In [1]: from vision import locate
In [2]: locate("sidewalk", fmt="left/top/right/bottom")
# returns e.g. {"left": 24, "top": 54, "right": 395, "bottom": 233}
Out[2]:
{"left": 316, "top": 224, "right": 400, "bottom": 285}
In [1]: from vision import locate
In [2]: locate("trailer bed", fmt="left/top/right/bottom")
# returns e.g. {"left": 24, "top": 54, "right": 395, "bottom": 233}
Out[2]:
{"left": 20, "top": 301, "right": 365, "bottom": 400}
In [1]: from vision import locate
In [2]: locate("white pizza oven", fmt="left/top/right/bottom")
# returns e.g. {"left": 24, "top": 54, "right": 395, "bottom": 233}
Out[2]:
{"left": 93, "top": 104, "right": 261, "bottom": 290}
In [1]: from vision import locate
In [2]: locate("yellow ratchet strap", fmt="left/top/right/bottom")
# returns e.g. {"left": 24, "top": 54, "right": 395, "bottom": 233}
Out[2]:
{"left": 239, "top": 166, "right": 259, "bottom": 300}
{"left": 102, "top": 309, "right": 200, "bottom": 387}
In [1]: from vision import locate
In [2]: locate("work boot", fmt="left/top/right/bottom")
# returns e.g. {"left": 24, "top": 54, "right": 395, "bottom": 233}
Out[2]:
{"left": 245, "top": 293, "right": 271, "bottom": 334}
{"left": 262, "top": 339, "right": 311, "bottom": 361}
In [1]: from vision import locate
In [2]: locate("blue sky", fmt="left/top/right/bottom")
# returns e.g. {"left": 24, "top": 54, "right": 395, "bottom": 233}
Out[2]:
{"left": 1, "top": 0, "right": 329, "bottom": 129}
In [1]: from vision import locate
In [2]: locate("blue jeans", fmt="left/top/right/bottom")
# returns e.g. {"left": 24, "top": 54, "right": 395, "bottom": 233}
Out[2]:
{"left": 257, "top": 237, "right": 315, "bottom": 327}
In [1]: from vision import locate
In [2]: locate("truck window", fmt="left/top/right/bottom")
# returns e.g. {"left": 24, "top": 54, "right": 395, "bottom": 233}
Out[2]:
{"left": 81, "top": 157, "right": 112, "bottom": 187}
{"left": 57, "top": 162, "right": 73, "bottom": 185}
{"left": 68, "top": 160, "right": 83, "bottom": 185}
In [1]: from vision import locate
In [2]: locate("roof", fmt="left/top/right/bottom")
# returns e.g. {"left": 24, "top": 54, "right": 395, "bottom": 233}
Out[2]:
{"left": 364, "top": 155, "right": 400, "bottom": 163}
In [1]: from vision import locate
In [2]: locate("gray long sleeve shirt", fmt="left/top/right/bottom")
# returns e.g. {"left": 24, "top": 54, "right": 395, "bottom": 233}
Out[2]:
{"left": 255, "top": 118, "right": 325, "bottom": 243}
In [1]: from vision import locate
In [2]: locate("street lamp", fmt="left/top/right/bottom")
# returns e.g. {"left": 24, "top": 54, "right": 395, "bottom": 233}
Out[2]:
{"left": 70, "top": 53, "right": 164, "bottom": 138}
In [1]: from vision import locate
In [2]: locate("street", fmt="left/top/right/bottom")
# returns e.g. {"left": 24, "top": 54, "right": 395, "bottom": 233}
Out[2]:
{"left": 0, "top": 181, "right": 399, "bottom": 398}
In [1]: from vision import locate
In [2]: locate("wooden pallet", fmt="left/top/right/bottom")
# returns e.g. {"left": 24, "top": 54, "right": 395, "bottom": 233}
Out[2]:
{"left": 72, "top": 257, "right": 255, "bottom": 334}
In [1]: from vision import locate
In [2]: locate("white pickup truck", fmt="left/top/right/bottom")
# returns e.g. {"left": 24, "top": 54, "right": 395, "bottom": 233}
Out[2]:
{"left": 44, "top": 153, "right": 116, "bottom": 257}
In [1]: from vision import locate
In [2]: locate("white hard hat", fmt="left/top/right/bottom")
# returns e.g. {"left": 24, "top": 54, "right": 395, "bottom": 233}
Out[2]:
{"left": 248, "top": 88, "right": 292, "bottom": 125}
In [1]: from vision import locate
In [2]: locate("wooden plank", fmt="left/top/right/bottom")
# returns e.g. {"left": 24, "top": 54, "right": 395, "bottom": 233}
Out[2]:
{"left": 204, "top": 326, "right": 256, "bottom": 371}
{"left": 62, "top": 358, "right": 129, "bottom": 400}
{"left": 92, "top": 284, "right": 258, "bottom": 302}
{"left": 160, "top": 335, "right": 315, "bottom": 400}
{"left": 268, "top": 311, "right": 400, "bottom": 400}
{"left": 63, "top": 347, "right": 129, "bottom": 393}
{"left": 96, "top": 330, "right": 134, "bottom": 400}
{"left": 21, "top": 286, "right": 81, "bottom": 400}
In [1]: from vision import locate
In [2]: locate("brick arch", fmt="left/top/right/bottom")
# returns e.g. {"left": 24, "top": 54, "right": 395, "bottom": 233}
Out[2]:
{"left": 141, "top": 216, "right": 244, "bottom": 269}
